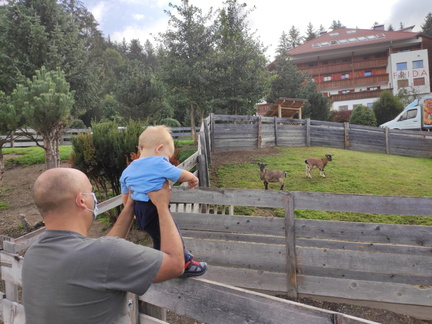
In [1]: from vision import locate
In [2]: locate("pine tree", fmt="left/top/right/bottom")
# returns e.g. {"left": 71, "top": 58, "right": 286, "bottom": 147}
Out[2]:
{"left": 421, "top": 12, "right": 432, "bottom": 36}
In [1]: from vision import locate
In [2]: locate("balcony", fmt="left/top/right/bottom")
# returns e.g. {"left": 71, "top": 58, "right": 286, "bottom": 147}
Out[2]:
{"left": 329, "top": 89, "right": 388, "bottom": 102}
{"left": 317, "top": 74, "right": 389, "bottom": 91}
{"left": 298, "top": 57, "right": 388, "bottom": 75}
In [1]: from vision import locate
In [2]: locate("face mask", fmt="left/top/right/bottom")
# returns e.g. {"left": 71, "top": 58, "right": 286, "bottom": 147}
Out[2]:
{"left": 81, "top": 192, "right": 99, "bottom": 220}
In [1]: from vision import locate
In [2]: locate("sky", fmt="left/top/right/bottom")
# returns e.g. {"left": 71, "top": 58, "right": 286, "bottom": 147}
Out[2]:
{"left": 80, "top": 0, "right": 431, "bottom": 60}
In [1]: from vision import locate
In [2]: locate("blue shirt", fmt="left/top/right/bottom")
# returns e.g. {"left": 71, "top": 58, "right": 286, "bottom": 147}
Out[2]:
{"left": 120, "top": 156, "right": 182, "bottom": 202}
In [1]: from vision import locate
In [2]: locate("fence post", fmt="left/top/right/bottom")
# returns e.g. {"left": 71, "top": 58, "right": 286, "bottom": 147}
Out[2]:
{"left": 284, "top": 194, "right": 297, "bottom": 299}
{"left": 274, "top": 117, "right": 278, "bottom": 146}
{"left": 0, "top": 236, "right": 19, "bottom": 302}
{"left": 385, "top": 127, "right": 390, "bottom": 154}
{"left": 306, "top": 118, "right": 311, "bottom": 147}
{"left": 257, "top": 115, "right": 262, "bottom": 148}
{"left": 210, "top": 113, "right": 215, "bottom": 153}
{"left": 344, "top": 122, "right": 350, "bottom": 149}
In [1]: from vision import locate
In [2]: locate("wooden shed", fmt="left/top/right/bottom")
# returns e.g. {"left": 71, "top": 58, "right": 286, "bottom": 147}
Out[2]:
{"left": 264, "top": 97, "right": 308, "bottom": 119}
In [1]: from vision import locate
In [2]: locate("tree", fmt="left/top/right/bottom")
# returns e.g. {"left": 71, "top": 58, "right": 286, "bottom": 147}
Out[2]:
{"left": 114, "top": 60, "right": 166, "bottom": 122}
{"left": 208, "top": 0, "right": 270, "bottom": 116}
{"left": 0, "top": 91, "right": 26, "bottom": 183}
{"left": 421, "top": 12, "right": 432, "bottom": 36}
{"left": 349, "top": 105, "right": 377, "bottom": 126}
{"left": 276, "top": 31, "right": 291, "bottom": 56}
{"left": 159, "top": 0, "right": 216, "bottom": 141}
{"left": 288, "top": 25, "right": 303, "bottom": 48}
{"left": 329, "top": 20, "right": 343, "bottom": 30}
{"left": 373, "top": 90, "right": 404, "bottom": 126}
{"left": 13, "top": 67, "right": 75, "bottom": 169}
{"left": 267, "top": 53, "right": 329, "bottom": 120}
{"left": 304, "top": 22, "right": 317, "bottom": 42}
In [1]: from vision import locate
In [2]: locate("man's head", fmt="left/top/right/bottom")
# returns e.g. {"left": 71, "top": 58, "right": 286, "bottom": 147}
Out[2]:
{"left": 33, "top": 168, "right": 95, "bottom": 228}
{"left": 138, "top": 125, "right": 175, "bottom": 159}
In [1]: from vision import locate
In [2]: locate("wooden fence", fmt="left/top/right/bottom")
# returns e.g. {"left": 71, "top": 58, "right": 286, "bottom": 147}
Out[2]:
{"left": 1, "top": 117, "right": 432, "bottom": 323}
{"left": 1, "top": 127, "right": 199, "bottom": 148}
{"left": 210, "top": 114, "right": 432, "bottom": 158}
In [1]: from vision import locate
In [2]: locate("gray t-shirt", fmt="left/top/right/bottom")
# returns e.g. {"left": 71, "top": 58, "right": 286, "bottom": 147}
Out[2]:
{"left": 22, "top": 230, "right": 163, "bottom": 324}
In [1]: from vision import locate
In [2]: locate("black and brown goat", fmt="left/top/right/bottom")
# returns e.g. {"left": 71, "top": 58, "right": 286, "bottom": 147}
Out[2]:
{"left": 258, "top": 163, "right": 287, "bottom": 190}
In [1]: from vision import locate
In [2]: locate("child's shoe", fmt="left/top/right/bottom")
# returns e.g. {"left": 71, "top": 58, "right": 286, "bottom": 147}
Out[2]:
{"left": 179, "top": 257, "right": 208, "bottom": 278}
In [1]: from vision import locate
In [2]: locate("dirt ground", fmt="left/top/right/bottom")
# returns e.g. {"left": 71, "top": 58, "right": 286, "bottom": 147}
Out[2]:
{"left": 0, "top": 148, "right": 431, "bottom": 324}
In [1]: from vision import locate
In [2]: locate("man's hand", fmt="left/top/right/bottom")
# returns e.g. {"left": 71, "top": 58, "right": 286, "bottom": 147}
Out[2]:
{"left": 148, "top": 180, "right": 171, "bottom": 207}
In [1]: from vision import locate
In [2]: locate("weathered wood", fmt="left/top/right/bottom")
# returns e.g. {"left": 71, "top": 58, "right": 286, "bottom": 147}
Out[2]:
{"left": 1, "top": 299, "right": 25, "bottom": 324}
{"left": 141, "top": 278, "right": 378, "bottom": 324}
{"left": 284, "top": 195, "right": 297, "bottom": 298}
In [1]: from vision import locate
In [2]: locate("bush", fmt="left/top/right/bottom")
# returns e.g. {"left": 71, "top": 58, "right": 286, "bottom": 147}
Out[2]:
{"left": 373, "top": 90, "right": 404, "bottom": 125}
{"left": 70, "top": 120, "right": 145, "bottom": 200}
{"left": 159, "top": 118, "right": 181, "bottom": 127}
{"left": 329, "top": 110, "right": 352, "bottom": 123}
{"left": 349, "top": 105, "right": 377, "bottom": 126}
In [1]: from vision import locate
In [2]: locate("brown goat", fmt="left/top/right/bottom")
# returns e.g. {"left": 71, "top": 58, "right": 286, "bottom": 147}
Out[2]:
{"left": 258, "top": 163, "right": 287, "bottom": 190}
{"left": 305, "top": 154, "right": 333, "bottom": 178}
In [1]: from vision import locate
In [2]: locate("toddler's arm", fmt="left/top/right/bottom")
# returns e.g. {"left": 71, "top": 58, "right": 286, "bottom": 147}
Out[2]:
{"left": 177, "top": 169, "right": 199, "bottom": 189}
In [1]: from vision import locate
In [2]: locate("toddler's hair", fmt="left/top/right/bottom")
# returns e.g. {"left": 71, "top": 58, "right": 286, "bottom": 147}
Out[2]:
{"left": 139, "top": 125, "right": 174, "bottom": 150}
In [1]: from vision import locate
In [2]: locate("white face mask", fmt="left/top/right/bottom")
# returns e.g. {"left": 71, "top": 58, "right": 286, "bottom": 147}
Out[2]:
{"left": 81, "top": 192, "right": 99, "bottom": 220}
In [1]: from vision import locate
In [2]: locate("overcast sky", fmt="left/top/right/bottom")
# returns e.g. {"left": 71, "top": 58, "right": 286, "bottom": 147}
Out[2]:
{"left": 80, "top": 0, "right": 431, "bottom": 60}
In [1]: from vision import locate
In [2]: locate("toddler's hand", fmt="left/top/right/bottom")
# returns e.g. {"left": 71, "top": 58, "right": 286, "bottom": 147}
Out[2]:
{"left": 188, "top": 177, "right": 199, "bottom": 189}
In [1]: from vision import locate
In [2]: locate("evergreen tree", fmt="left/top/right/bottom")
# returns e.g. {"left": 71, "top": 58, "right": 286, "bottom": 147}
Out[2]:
{"left": 421, "top": 12, "right": 432, "bottom": 36}
{"left": 159, "top": 0, "right": 215, "bottom": 139}
{"left": 304, "top": 22, "right": 317, "bottom": 42}
{"left": 349, "top": 105, "right": 377, "bottom": 126}
{"left": 209, "top": 0, "right": 270, "bottom": 116}
{"left": 276, "top": 31, "right": 291, "bottom": 56}
{"left": 329, "top": 20, "right": 343, "bottom": 30}
{"left": 13, "top": 67, "right": 75, "bottom": 169}
{"left": 373, "top": 90, "right": 404, "bottom": 126}
{"left": 288, "top": 25, "right": 303, "bottom": 48}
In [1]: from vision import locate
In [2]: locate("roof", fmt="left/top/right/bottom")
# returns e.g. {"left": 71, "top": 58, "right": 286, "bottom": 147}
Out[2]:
{"left": 264, "top": 98, "right": 308, "bottom": 118}
{"left": 286, "top": 27, "right": 423, "bottom": 56}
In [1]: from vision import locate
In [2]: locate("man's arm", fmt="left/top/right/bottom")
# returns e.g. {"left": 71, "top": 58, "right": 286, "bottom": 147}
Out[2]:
{"left": 148, "top": 181, "right": 185, "bottom": 282}
{"left": 106, "top": 193, "right": 135, "bottom": 238}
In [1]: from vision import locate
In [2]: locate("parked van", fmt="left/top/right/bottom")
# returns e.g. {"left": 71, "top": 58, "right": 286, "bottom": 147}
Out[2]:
{"left": 380, "top": 95, "right": 432, "bottom": 130}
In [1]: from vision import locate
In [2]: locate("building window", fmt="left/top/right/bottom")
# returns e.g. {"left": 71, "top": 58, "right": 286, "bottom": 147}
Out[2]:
{"left": 364, "top": 71, "right": 372, "bottom": 77}
{"left": 367, "top": 103, "right": 373, "bottom": 108}
{"left": 341, "top": 73, "right": 350, "bottom": 79}
{"left": 323, "top": 76, "right": 331, "bottom": 81}
{"left": 413, "top": 60, "right": 423, "bottom": 69}
{"left": 367, "top": 86, "right": 380, "bottom": 91}
{"left": 339, "top": 105, "right": 348, "bottom": 111}
{"left": 413, "top": 77, "right": 425, "bottom": 86}
{"left": 396, "top": 62, "right": 407, "bottom": 70}
{"left": 397, "top": 79, "right": 409, "bottom": 88}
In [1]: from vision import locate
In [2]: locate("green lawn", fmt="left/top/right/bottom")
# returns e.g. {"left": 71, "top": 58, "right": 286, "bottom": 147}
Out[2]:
{"left": 212, "top": 146, "right": 432, "bottom": 225}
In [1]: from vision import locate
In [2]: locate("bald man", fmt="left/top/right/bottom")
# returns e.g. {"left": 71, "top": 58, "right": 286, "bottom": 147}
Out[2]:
{"left": 22, "top": 168, "right": 184, "bottom": 324}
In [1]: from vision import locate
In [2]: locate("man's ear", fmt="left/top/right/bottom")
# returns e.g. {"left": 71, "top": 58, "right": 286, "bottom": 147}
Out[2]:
{"left": 75, "top": 193, "right": 87, "bottom": 210}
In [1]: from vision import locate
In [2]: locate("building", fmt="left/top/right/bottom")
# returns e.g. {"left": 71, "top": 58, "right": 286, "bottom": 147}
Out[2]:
{"left": 284, "top": 26, "right": 432, "bottom": 111}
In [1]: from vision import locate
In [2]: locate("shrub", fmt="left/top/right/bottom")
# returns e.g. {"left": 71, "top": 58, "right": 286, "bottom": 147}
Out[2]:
{"left": 329, "top": 110, "right": 352, "bottom": 123}
{"left": 349, "top": 105, "right": 377, "bottom": 126}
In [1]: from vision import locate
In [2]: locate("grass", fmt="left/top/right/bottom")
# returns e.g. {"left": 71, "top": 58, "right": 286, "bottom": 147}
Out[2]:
{"left": 3, "top": 146, "right": 73, "bottom": 166}
{"left": 213, "top": 146, "right": 432, "bottom": 225}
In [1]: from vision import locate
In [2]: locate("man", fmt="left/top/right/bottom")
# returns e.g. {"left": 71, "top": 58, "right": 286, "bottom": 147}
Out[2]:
{"left": 22, "top": 168, "right": 184, "bottom": 324}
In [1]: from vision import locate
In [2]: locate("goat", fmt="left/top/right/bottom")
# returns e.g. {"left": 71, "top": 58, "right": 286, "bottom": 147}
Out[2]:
{"left": 305, "top": 154, "right": 333, "bottom": 178}
{"left": 258, "top": 163, "right": 287, "bottom": 190}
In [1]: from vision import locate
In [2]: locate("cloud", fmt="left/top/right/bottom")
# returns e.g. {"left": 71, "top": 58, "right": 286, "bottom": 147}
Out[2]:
{"left": 133, "top": 14, "right": 145, "bottom": 21}
{"left": 388, "top": 0, "right": 430, "bottom": 31}
{"left": 87, "top": 1, "right": 111, "bottom": 27}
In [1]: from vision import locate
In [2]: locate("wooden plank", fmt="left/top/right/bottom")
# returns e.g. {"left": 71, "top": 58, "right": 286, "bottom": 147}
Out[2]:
{"left": 295, "top": 219, "right": 432, "bottom": 246}
{"left": 183, "top": 238, "right": 287, "bottom": 272}
{"left": 1, "top": 299, "right": 26, "bottom": 324}
{"left": 297, "top": 275, "right": 432, "bottom": 306}
{"left": 141, "top": 278, "right": 378, "bottom": 324}
{"left": 1, "top": 253, "right": 23, "bottom": 287}
{"left": 296, "top": 246, "right": 431, "bottom": 277}
{"left": 284, "top": 195, "right": 297, "bottom": 298}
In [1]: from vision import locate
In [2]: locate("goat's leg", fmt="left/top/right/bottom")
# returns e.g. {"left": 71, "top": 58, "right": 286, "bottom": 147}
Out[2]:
{"left": 320, "top": 168, "right": 326, "bottom": 177}
{"left": 306, "top": 165, "right": 312, "bottom": 178}
{"left": 264, "top": 181, "right": 268, "bottom": 190}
